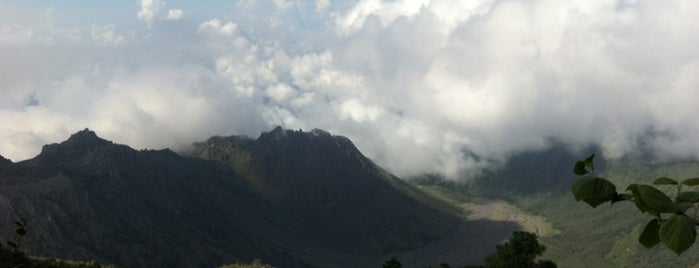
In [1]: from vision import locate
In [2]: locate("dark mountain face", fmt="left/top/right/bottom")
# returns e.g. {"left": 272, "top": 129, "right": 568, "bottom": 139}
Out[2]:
{"left": 193, "top": 127, "right": 457, "bottom": 254}
{"left": 0, "top": 129, "right": 323, "bottom": 267}
{"left": 0, "top": 128, "right": 458, "bottom": 267}
{"left": 0, "top": 155, "right": 10, "bottom": 168}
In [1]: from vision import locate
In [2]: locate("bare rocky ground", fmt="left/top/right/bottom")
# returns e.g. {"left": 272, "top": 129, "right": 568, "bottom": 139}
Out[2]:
{"left": 380, "top": 198, "right": 556, "bottom": 267}
{"left": 462, "top": 198, "right": 558, "bottom": 237}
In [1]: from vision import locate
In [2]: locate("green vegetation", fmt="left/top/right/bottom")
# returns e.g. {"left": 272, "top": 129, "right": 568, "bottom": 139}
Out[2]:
{"left": 514, "top": 158, "right": 699, "bottom": 267}
{"left": 484, "top": 231, "right": 556, "bottom": 268}
{"left": 383, "top": 257, "right": 401, "bottom": 268}
{"left": 411, "top": 153, "right": 699, "bottom": 267}
{"left": 219, "top": 259, "right": 273, "bottom": 268}
{"left": 385, "top": 231, "right": 554, "bottom": 268}
{"left": 572, "top": 154, "right": 699, "bottom": 255}
{"left": 24, "top": 258, "right": 108, "bottom": 268}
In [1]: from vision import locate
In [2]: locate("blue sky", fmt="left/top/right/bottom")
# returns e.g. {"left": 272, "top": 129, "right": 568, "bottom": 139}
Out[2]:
{"left": 1, "top": 0, "right": 698, "bottom": 178}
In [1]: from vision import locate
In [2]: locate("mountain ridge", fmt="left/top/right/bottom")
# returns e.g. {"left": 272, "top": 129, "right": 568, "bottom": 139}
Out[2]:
{"left": 0, "top": 127, "right": 469, "bottom": 267}
{"left": 1, "top": 129, "right": 319, "bottom": 267}
{"left": 191, "top": 127, "right": 458, "bottom": 254}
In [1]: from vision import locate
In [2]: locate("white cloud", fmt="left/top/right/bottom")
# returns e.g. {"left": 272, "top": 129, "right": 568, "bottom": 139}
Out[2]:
{"left": 137, "top": 0, "right": 163, "bottom": 29}
{"left": 273, "top": 0, "right": 294, "bottom": 10}
{"left": 90, "top": 24, "right": 127, "bottom": 46}
{"left": 0, "top": 24, "right": 33, "bottom": 44}
{"left": 335, "top": 0, "right": 429, "bottom": 34}
{"left": 163, "top": 9, "right": 184, "bottom": 21}
{"left": 198, "top": 19, "right": 237, "bottom": 36}
{"left": 266, "top": 83, "right": 296, "bottom": 103}
{"left": 2, "top": 0, "right": 699, "bottom": 179}
{"left": 315, "top": 0, "right": 330, "bottom": 12}
{"left": 338, "top": 98, "right": 383, "bottom": 123}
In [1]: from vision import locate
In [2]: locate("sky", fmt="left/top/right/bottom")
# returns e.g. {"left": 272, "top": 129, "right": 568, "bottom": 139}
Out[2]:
{"left": 1, "top": 0, "right": 698, "bottom": 178}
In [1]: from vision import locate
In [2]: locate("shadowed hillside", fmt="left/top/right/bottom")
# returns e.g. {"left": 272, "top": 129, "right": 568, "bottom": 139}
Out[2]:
{"left": 0, "top": 129, "right": 321, "bottom": 267}
{"left": 192, "top": 127, "right": 458, "bottom": 254}
{"left": 0, "top": 128, "right": 494, "bottom": 267}
{"left": 469, "top": 143, "right": 602, "bottom": 195}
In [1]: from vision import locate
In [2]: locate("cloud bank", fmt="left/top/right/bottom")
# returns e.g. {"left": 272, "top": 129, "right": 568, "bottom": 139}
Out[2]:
{"left": 138, "top": 0, "right": 166, "bottom": 29}
{"left": 1, "top": 0, "right": 699, "bottom": 178}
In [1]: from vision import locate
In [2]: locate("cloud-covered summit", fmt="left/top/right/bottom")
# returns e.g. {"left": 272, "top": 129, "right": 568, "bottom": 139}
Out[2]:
{"left": 1, "top": 0, "right": 698, "bottom": 178}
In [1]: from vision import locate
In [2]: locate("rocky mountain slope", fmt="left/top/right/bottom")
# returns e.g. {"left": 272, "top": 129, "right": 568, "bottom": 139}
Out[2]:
{"left": 192, "top": 127, "right": 457, "bottom": 255}
{"left": 0, "top": 128, "right": 459, "bottom": 267}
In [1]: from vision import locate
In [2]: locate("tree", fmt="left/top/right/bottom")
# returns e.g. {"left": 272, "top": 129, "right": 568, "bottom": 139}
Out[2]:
{"left": 571, "top": 154, "right": 699, "bottom": 255}
{"left": 219, "top": 259, "right": 274, "bottom": 268}
{"left": 484, "top": 231, "right": 555, "bottom": 268}
{"left": 383, "top": 257, "right": 401, "bottom": 268}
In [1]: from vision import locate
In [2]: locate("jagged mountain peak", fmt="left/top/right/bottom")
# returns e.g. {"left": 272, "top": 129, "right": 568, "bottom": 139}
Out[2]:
{"left": 50, "top": 128, "right": 109, "bottom": 147}
{"left": 310, "top": 128, "right": 331, "bottom": 137}
{"left": 255, "top": 126, "right": 357, "bottom": 153}
{"left": 257, "top": 126, "right": 335, "bottom": 140}
{"left": 199, "top": 127, "right": 373, "bottom": 176}
{"left": 64, "top": 128, "right": 111, "bottom": 147}
{"left": 262, "top": 125, "right": 285, "bottom": 137}
{"left": 32, "top": 128, "right": 118, "bottom": 164}
{"left": 192, "top": 127, "right": 457, "bottom": 254}
{"left": 0, "top": 126, "right": 462, "bottom": 267}
{"left": 196, "top": 127, "right": 367, "bottom": 176}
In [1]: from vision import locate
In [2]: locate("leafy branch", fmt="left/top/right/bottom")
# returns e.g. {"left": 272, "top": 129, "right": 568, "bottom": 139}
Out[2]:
{"left": 1, "top": 217, "right": 30, "bottom": 267}
{"left": 571, "top": 154, "right": 699, "bottom": 255}
{"left": 6, "top": 217, "right": 27, "bottom": 251}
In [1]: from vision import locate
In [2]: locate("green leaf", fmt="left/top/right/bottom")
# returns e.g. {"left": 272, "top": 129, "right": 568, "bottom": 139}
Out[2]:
{"left": 682, "top": 178, "right": 699, "bottom": 186}
{"left": 627, "top": 184, "right": 657, "bottom": 216}
{"left": 639, "top": 219, "right": 661, "bottom": 248}
{"left": 678, "top": 191, "right": 699, "bottom": 203}
{"left": 571, "top": 177, "right": 617, "bottom": 207}
{"left": 584, "top": 154, "right": 595, "bottom": 171}
{"left": 16, "top": 228, "right": 25, "bottom": 236}
{"left": 653, "top": 177, "right": 678, "bottom": 185}
{"left": 6, "top": 241, "right": 17, "bottom": 248}
{"left": 627, "top": 184, "right": 678, "bottom": 214}
{"left": 573, "top": 161, "right": 587, "bottom": 175}
{"left": 659, "top": 214, "right": 696, "bottom": 255}
{"left": 678, "top": 202, "right": 694, "bottom": 213}
{"left": 14, "top": 221, "right": 22, "bottom": 227}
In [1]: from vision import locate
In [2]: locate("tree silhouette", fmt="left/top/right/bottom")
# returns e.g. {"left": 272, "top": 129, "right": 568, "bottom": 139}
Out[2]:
{"left": 383, "top": 257, "right": 401, "bottom": 268}
{"left": 0, "top": 218, "right": 30, "bottom": 268}
{"left": 484, "top": 231, "right": 555, "bottom": 268}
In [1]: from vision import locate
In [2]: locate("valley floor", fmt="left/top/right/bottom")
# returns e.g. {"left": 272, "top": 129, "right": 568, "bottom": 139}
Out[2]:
{"left": 380, "top": 218, "right": 517, "bottom": 267}
{"left": 462, "top": 198, "right": 558, "bottom": 238}
{"left": 382, "top": 186, "right": 556, "bottom": 267}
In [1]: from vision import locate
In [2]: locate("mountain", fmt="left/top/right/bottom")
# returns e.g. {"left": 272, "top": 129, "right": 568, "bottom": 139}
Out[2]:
{"left": 0, "top": 129, "right": 322, "bottom": 267}
{"left": 0, "top": 154, "right": 10, "bottom": 168}
{"left": 0, "top": 128, "right": 461, "bottom": 267}
{"left": 191, "top": 127, "right": 457, "bottom": 254}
